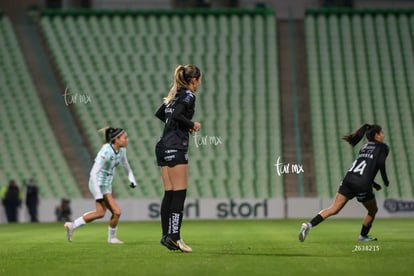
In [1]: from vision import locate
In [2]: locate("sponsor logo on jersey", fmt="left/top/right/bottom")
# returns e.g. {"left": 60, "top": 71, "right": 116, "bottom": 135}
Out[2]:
{"left": 183, "top": 92, "right": 194, "bottom": 104}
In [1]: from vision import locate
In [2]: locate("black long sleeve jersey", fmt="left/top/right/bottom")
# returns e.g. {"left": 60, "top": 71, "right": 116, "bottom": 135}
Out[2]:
{"left": 155, "top": 89, "right": 196, "bottom": 150}
{"left": 343, "top": 141, "right": 390, "bottom": 187}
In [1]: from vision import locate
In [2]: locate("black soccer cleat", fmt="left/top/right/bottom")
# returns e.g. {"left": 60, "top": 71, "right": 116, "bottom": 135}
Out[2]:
{"left": 160, "top": 235, "right": 179, "bottom": 251}
{"left": 165, "top": 236, "right": 192, "bottom": 253}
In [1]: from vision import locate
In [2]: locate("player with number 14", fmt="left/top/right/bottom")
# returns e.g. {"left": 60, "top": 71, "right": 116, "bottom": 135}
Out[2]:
{"left": 299, "top": 124, "right": 390, "bottom": 242}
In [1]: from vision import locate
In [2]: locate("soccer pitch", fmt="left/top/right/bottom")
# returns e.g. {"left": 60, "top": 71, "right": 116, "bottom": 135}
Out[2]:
{"left": 0, "top": 219, "right": 413, "bottom": 275}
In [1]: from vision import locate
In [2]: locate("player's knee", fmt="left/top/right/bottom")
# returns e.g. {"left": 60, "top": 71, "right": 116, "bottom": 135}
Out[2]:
{"left": 113, "top": 208, "right": 121, "bottom": 218}
{"left": 369, "top": 206, "right": 378, "bottom": 216}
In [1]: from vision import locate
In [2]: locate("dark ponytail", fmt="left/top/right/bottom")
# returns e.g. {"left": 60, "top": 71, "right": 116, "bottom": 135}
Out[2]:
{"left": 343, "top": 124, "right": 382, "bottom": 147}
{"left": 99, "top": 126, "right": 125, "bottom": 143}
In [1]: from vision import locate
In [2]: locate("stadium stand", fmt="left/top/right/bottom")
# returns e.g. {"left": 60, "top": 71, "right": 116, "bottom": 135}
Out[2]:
{"left": 305, "top": 9, "right": 414, "bottom": 199}
{"left": 0, "top": 16, "right": 82, "bottom": 199}
{"left": 40, "top": 9, "right": 283, "bottom": 199}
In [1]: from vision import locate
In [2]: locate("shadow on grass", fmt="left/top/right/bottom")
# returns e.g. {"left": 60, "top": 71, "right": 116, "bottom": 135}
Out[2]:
{"left": 211, "top": 251, "right": 313, "bottom": 257}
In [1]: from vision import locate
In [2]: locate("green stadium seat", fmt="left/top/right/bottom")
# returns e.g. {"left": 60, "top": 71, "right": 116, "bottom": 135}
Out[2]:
{"left": 306, "top": 10, "right": 414, "bottom": 198}
{"left": 0, "top": 16, "right": 81, "bottom": 199}
{"left": 40, "top": 10, "right": 282, "bottom": 199}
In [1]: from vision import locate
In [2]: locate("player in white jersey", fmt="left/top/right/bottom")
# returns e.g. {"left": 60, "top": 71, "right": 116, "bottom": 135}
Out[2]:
{"left": 64, "top": 127, "right": 137, "bottom": 244}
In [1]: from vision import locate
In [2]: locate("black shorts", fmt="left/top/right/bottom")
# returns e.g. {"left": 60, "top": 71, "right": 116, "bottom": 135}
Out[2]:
{"left": 155, "top": 144, "right": 188, "bottom": 167}
{"left": 338, "top": 181, "right": 375, "bottom": 203}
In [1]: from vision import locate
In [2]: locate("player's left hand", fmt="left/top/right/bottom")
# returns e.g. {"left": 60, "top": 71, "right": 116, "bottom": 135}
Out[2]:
{"left": 373, "top": 182, "right": 382, "bottom": 191}
{"left": 130, "top": 182, "right": 136, "bottom": 188}
{"left": 193, "top": 122, "right": 201, "bottom": 132}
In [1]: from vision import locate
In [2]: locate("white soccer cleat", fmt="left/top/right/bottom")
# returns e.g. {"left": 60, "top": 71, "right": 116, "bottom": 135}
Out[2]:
{"left": 108, "top": 237, "right": 124, "bottom": 244}
{"left": 64, "top": 222, "right": 74, "bottom": 242}
{"left": 176, "top": 239, "right": 192, "bottom": 253}
{"left": 298, "top": 223, "right": 311, "bottom": 242}
{"left": 358, "top": 235, "right": 378, "bottom": 242}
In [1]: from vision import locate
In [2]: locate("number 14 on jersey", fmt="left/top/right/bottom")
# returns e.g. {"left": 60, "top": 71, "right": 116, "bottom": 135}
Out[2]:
{"left": 348, "top": 160, "right": 367, "bottom": 175}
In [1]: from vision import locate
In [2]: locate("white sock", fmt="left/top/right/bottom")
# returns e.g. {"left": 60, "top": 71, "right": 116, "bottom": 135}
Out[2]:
{"left": 108, "top": 226, "right": 117, "bottom": 239}
{"left": 73, "top": 216, "right": 86, "bottom": 229}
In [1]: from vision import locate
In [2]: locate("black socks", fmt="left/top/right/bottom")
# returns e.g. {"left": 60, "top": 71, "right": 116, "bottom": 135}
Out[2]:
{"left": 310, "top": 214, "right": 324, "bottom": 227}
{"left": 161, "top": 190, "right": 173, "bottom": 236}
{"left": 169, "top": 189, "right": 187, "bottom": 240}
{"left": 360, "top": 224, "right": 372, "bottom": 237}
{"left": 308, "top": 214, "right": 372, "bottom": 237}
{"left": 161, "top": 189, "right": 187, "bottom": 240}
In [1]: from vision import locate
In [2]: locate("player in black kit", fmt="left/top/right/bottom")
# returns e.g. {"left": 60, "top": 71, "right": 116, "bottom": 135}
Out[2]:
{"left": 155, "top": 64, "right": 202, "bottom": 252}
{"left": 299, "top": 124, "right": 390, "bottom": 242}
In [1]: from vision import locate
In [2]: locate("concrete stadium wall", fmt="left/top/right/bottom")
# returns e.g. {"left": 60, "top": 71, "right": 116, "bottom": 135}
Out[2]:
{"left": 1, "top": 197, "right": 413, "bottom": 224}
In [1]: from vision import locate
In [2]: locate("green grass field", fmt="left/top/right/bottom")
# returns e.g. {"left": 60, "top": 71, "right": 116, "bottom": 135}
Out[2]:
{"left": 0, "top": 219, "right": 413, "bottom": 275}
